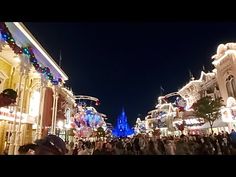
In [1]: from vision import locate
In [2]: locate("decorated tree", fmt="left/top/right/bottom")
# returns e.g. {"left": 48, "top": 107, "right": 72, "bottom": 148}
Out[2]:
{"left": 192, "top": 96, "right": 224, "bottom": 134}
{"left": 97, "top": 127, "right": 105, "bottom": 138}
{"left": 0, "top": 89, "right": 17, "bottom": 107}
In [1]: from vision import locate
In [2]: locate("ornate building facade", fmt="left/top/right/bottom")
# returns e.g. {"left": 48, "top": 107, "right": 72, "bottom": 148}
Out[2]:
{"left": 0, "top": 22, "right": 75, "bottom": 154}
{"left": 212, "top": 43, "right": 236, "bottom": 131}
{"left": 139, "top": 43, "right": 236, "bottom": 136}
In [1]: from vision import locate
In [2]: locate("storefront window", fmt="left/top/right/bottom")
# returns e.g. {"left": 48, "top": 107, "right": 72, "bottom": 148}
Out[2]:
{"left": 29, "top": 90, "right": 40, "bottom": 117}
{"left": 226, "top": 75, "right": 236, "bottom": 98}
{"left": 231, "top": 78, "right": 236, "bottom": 97}
{"left": 65, "top": 108, "right": 70, "bottom": 124}
{"left": 0, "top": 71, "right": 7, "bottom": 93}
{"left": 226, "top": 80, "right": 233, "bottom": 97}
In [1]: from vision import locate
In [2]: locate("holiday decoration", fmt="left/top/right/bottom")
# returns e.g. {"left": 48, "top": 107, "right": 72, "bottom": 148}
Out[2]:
{"left": 0, "top": 34, "right": 6, "bottom": 52}
{"left": 175, "top": 123, "right": 184, "bottom": 132}
{"left": 0, "top": 22, "right": 62, "bottom": 85}
{"left": 95, "top": 100, "right": 100, "bottom": 106}
{"left": 175, "top": 97, "right": 186, "bottom": 112}
{"left": 0, "top": 89, "right": 17, "bottom": 107}
{"left": 112, "top": 108, "right": 134, "bottom": 138}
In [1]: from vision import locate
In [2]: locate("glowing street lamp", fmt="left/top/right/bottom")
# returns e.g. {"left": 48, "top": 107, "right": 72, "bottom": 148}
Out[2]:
{"left": 57, "top": 120, "right": 64, "bottom": 129}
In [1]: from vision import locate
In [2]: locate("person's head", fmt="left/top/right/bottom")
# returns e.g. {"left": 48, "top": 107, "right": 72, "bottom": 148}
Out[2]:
{"left": 69, "top": 141, "right": 74, "bottom": 148}
{"left": 96, "top": 141, "right": 103, "bottom": 150}
{"left": 18, "top": 144, "right": 38, "bottom": 155}
{"left": 166, "top": 140, "right": 172, "bottom": 144}
{"left": 92, "top": 141, "right": 95, "bottom": 148}
{"left": 34, "top": 134, "right": 67, "bottom": 155}
{"left": 84, "top": 141, "right": 91, "bottom": 149}
{"left": 180, "top": 134, "right": 186, "bottom": 142}
{"left": 200, "top": 138, "right": 204, "bottom": 143}
{"left": 102, "top": 142, "right": 107, "bottom": 150}
{"left": 106, "top": 143, "right": 112, "bottom": 150}
{"left": 78, "top": 140, "right": 83, "bottom": 148}
{"left": 163, "top": 139, "right": 167, "bottom": 144}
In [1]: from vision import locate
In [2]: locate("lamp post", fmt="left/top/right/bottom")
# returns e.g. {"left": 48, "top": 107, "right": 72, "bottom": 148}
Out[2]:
{"left": 8, "top": 70, "right": 23, "bottom": 155}
{"left": 50, "top": 86, "right": 56, "bottom": 134}
{"left": 4, "top": 106, "right": 14, "bottom": 153}
{"left": 53, "top": 88, "right": 59, "bottom": 134}
{"left": 13, "top": 58, "right": 31, "bottom": 154}
{"left": 53, "top": 92, "right": 59, "bottom": 134}
{"left": 57, "top": 120, "right": 64, "bottom": 139}
{"left": 51, "top": 85, "right": 59, "bottom": 134}
{"left": 35, "top": 77, "right": 47, "bottom": 140}
{"left": 8, "top": 60, "right": 28, "bottom": 155}
{"left": 38, "top": 79, "right": 46, "bottom": 139}
{"left": 14, "top": 68, "right": 29, "bottom": 155}
{"left": 10, "top": 56, "right": 31, "bottom": 155}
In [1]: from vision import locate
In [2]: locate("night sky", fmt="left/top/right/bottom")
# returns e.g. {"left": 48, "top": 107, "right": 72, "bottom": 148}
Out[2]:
{"left": 24, "top": 22, "right": 236, "bottom": 126}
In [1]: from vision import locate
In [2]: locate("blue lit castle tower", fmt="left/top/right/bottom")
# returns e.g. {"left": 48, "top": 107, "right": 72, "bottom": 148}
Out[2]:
{"left": 112, "top": 108, "right": 134, "bottom": 138}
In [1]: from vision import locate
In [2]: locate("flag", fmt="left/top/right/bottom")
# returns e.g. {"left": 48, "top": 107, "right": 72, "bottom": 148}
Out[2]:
{"left": 59, "top": 50, "right": 62, "bottom": 67}
{"left": 188, "top": 70, "right": 194, "bottom": 80}
{"left": 188, "top": 70, "right": 192, "bottom": 78}
{"left": 160, "top": 86, "right": 164, "bottom": 95}
{"left": 202, "top": 65, "right": 206, "bottom": 71}
{"left": 160, "top": 86, "right": 164, "bottom": 92}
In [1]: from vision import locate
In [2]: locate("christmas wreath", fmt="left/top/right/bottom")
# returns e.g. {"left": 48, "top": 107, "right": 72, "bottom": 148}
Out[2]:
{"left": 0, "top": 89, "right": 17, "bottom": 107}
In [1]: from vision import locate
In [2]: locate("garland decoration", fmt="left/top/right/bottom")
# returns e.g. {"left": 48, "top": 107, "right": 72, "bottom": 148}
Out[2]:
{"left": 0, "top": 22, "right": 62, "bottom": 85}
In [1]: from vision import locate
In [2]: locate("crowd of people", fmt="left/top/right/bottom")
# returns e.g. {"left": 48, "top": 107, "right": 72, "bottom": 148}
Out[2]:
{"left": 15, "top": 129, "right": 236, "bottom": 155}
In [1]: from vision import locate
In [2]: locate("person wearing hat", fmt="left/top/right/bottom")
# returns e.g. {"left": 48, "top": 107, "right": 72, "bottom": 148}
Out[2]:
{"left": 34, "top": 134, "right": 68, "bottom": 155}
{"left": 18, "top": 143, "right": 38, "bottom": 155}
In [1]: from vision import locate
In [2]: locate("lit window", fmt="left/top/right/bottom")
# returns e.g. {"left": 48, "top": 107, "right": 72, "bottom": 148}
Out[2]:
{"left": 29, "top": 90, "right": 40, "bottom": 117}
{"left": 226, "top": 75, "right": 236, "bottom": 98}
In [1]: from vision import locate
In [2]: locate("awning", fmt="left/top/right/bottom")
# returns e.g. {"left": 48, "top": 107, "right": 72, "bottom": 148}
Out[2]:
{"left": 199, "top": 119, "right": 228, "bottom": 129}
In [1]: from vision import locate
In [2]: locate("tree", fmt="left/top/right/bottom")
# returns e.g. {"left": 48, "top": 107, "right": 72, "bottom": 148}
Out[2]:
{"left": 192, "top": 96, "right": 224, "bottom": 134}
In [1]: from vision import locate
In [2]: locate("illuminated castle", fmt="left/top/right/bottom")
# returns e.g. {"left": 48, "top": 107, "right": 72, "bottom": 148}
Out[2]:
{"left": 112, "top": 108, "right": 134, "bottom": 138}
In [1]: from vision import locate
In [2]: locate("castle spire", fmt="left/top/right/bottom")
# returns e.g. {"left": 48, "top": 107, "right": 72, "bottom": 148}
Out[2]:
{"left": 122, "top": 107, "right": 125, "bottom": 115}
{"left": 112, "top": 108, "right": 134, "bottom": 138}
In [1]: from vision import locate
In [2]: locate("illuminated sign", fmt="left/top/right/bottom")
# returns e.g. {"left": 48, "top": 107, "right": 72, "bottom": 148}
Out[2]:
{"left": 0, "top": 107, "right": 35, "bottom": 124}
